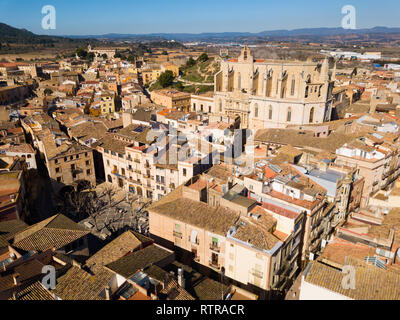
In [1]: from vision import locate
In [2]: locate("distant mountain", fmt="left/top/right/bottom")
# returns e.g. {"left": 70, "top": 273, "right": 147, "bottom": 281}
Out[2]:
{"left": 65, "top": 26, "right": 400, "bottom": 42}
{"left": 0, "top": 22, "right": 96, "bottom": 44}
{"left": 2, "top": 22, "right": 400, "bottom": 44}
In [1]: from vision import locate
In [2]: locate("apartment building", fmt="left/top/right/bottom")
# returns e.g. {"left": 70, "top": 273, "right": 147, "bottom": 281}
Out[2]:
{"left": 148, "top": 182, "right": 302, "bottom": 298}
{"left": 243, "top": 161, "right": 330, "bottom": 263}
{"left": 335, "top": 135, "right": 400, "bottom": 206}
{"left": 41, "top": 134, "right": 96, "bottom": 190}
{"left": 0, "top": 171, "right": 29, "bottom": 222}
{"left": 96, "top": 124, "right": 217, "bottom": 201}
{"left": 0, "top": 143, "right": 37, "bottom": 169}
{"left": 151, "top": 90, "right": 191, "bottom": 112}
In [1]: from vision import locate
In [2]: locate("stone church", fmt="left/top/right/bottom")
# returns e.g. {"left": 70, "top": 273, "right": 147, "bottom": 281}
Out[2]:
{"left": 204, "top": 46, "right": 335, "bottom": 130}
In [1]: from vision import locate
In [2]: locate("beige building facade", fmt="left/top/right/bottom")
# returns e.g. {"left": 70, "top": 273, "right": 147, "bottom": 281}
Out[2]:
{"left": 211, "top": 46, "right": 335, "bottom": 129}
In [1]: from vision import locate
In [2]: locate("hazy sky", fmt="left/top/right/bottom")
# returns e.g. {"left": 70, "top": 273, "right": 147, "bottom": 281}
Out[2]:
{"left": 0, "top": 0, "right": 399, "bottom": 35}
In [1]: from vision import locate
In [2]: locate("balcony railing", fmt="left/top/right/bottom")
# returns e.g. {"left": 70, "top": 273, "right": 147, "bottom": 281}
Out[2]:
{"left": 251, "top": 269, "right": 264, "bottom": 279}
{"left": 209, "top": 260, "right": 220, "bottom": 270}
{"left": 173, "top": 231, "right": 182, "bottom": 239}
{"left": 209, "top": 244, "right": 220, "bottom": 253}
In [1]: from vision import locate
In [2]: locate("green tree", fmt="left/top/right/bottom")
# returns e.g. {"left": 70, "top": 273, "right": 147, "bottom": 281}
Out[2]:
{"left": 197, "top": 53, "right": 208, "bottom": 63}
{"left": 44, "top": 88, "right": 53, "bottom": 96}
{"left": 87, "top": 52, "right": 95, "bottom": 61}
{"left": 158, "top": 70, "right": 174, "bottom": 88}
{"left": 76, "top": 47, "right": 88, "bottom": 59}
{"left": 186, "top": 57, "right": 196, "bottom": 68}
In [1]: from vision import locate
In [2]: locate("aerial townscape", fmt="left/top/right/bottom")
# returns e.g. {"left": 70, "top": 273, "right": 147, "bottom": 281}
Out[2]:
{"left": 2, "top": 2, "right": 400, "bottom": 305}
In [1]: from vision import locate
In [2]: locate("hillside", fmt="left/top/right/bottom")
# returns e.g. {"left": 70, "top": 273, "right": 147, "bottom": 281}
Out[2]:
{"left": 0, "top": 22, "right": 61, "bottom": 44}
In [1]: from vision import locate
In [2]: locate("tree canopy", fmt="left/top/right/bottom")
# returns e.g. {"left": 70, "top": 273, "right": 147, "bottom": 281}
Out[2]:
{"left": 158, "top": 70, "right": 174, "bottom": 88}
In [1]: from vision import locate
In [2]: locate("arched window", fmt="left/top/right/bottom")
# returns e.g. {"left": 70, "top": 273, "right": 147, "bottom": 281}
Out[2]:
{"left": 268, "top": 105, "right": 273, "bottom": 120}
{"left": 287, "top": 107, "right": 292, "bottom": 122}
{"left": 291, "top": 77, "right": 296, "bottom": 95}
{"left": 309, "top": 107, "right": 314, "bottom": 123}
{"left": 254, "top": 104, "right": 259, "bottom": 118}
{"left": 305, "top": 86, "right": 309, "bottom": 98}
{"left": 107, "top": 175, "right": 112, "bottom": 183}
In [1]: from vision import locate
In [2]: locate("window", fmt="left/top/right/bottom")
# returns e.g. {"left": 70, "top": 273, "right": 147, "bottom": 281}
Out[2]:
{"left": 71, "top": 164, "right": 75, "bottom": 170}
{"left": 121, "top": 168, "right": 125, "bottom": 175}
{"left": 70, "top": 156, "right": 73, "bottom": 160}
{"left": 85, "top": 152, "right": 88, "bottom": 157}
{"left": 309, "top": 107, "right": 314, "bottom": 123}
{"left": 55, "top": 167, "right": 60, "bottom": 173}
{"left": 287, "top": 107, "right": 292, "bottom": 122}
{"left": 86, "top": 169, "right": 91, "bottom": 175}
{"left": 86, "top": 160, "right": 90, "bottom": 166}
{"left": 183, "top": 168, "right": 187, "bottom": 177}
{"left": 56, "top": 177, "right": 62, "bottom": 182}
{"left": 111, "top": 152, "right": 116, "bottom": 156}
{"left": 254, "top": 104, "right": 259, "bottom": 118}
{"left": 27, "top": 154, "right": 32, "bottom": 159}
{"left": 76, "top": 154, "right": 79, "bottom": 159}
{"left": 161, "top": 176, "right": 165, "bottom": 184}
{"left": 305, "top": 86, "right": 309, "bottom": 98}
{"left": 291, "top": 77, "right": 296, "bottom": 95}
{"left": 268, "top": 105, "right": 273, "bottom": 120}
{"left": 55, "top": 159, "right": 58, "bottom": 164}
{"left": 212, "top": 237, "right": 218, "bottom": 247}
{"left": 175, "top": 224, "right": 181, "bottom": 233}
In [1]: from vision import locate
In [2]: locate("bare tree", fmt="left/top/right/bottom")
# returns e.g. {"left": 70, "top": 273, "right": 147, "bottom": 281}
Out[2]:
{"left": 99, "top": 184, "right": 118, "bottom": 207}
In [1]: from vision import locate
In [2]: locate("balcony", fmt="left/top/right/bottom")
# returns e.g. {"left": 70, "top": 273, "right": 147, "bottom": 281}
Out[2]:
{"left": 173, "top": 231, "right": 182, "bottom": 239}
{"left": 209, "top": 243, "right": 220, "bottom": 253}
{"left": 209, "top": 260, "right": 220, "bottom": 270}
{"left": 134, "top": 159, "right": 140, "bottom": 164}
{"left": 250, "top": 269, "right": 264, "bottom": 279}
{"left": 189, "top": 237, "right": 200, "bottom": 245}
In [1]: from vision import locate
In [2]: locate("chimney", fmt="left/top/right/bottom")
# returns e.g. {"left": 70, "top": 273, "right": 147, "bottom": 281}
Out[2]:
{"left": 105, "top": 286, "right": 112, "bottom": 300}
{"left": 177, "top": 268, "right": 185, "bottom": 289}
{"left": 13, "top": 273, "right": 20, "bottom": 286}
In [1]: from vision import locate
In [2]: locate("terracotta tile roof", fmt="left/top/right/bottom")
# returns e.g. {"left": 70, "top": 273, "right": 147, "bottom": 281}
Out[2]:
{"left": 255, "top": 128, "right": 361, "bottom": 153}
{"left": 304, "top": 257, "right": 400, "bottom": 300}
{"left": 150, "top": 197, "right": 239, "bottom": 236}
{"left": 105, "top": 244, "right": 173, "bottom": 279}
{"left": 11, "top": 214, "right": 89, "bottom": 252}
{"left": 318, "top": 238, "right": 377, "bottom": 267}
{"left": 86, "top": 230, "right": 152, "bottom": 271}
{"left": 53, "top": 266, "right": 113, "bottom": 300}
{"left": 160, "top": 278, "right": 195, "bottom": 300}
{"left": 11, "top": 281, "right": 54, "bottom": 300}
